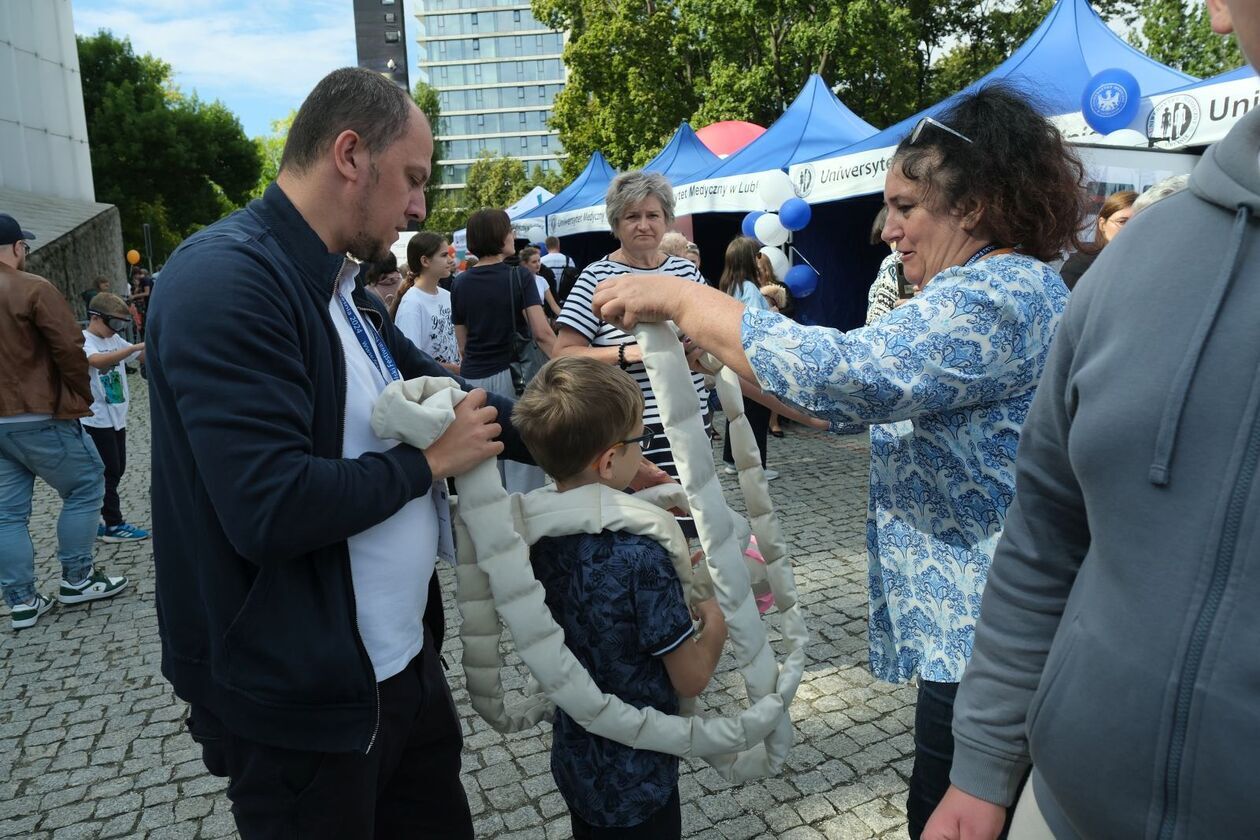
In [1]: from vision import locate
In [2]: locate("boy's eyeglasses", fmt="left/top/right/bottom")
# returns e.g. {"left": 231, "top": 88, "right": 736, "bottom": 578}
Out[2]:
{"left": 909, "top": 116, "right": 973, "bottom": 145}
{"left": 617, "top": 431, "right": 656, "bottom": 452}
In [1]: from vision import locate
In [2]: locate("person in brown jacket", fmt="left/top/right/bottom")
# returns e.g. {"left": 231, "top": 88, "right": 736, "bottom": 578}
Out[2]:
{"left": 0, "top": 213, "right": 126, "bottom": 631}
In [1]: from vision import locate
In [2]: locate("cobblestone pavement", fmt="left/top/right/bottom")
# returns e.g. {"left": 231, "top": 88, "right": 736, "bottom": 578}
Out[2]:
{"left": 1, "top": 377, "right": 916, "bottom": 839}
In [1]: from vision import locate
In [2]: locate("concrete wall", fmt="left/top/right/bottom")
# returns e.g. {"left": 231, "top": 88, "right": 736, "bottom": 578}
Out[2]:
{"left": 26, "top": 207, "right": 126, "bottom": 319}
{"left": 0, "top": 0, "right": 96, "bottom": 203}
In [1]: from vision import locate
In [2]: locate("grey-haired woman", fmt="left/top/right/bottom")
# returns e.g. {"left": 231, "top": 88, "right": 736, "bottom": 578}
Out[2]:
{"left": 552, "top": 171, "right": 710, "bottom": 534}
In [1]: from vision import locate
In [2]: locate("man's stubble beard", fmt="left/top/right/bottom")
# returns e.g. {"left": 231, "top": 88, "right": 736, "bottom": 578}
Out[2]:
{"left": 345, "top": 165, "right": 391, "bottom": 263}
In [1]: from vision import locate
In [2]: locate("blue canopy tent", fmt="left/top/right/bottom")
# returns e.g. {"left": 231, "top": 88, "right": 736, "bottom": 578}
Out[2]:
{"left": 643, "top": 121, "right": 720, "bottom": 183}
{"left": 516, "top": 151, "right": 619, "bottom": 267}
{"left": 671, "top": 74, "right": 878, "bottom": 289}
{"left": 784, "top": 0, "right": 1194, "bottom": 329}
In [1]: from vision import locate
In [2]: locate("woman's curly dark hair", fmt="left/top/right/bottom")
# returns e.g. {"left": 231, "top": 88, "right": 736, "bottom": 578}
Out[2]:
{"left": 893, "top": 82, "right": 1087, "bottom": 262}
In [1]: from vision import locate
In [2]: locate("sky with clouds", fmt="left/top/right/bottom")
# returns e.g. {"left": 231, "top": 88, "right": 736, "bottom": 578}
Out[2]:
{"left": 72, "top": 0, "right": 416, "bottom": 138}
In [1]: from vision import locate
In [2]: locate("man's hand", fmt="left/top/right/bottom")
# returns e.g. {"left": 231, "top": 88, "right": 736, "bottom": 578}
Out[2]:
{"left": 922, "top": 786, "right": 1007, "bottom": 840}
{"left": 628, "top": 456, "right": 670, "bottom": 491}
{"left": 423, "top": 389, "right": 504, "bottom": 480}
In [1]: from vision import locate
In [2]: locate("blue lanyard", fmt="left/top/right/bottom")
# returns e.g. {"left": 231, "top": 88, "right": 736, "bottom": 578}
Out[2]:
{"left": 964, "top": 244, "right": 1000, "bottom": 267}
{"left": 338, "top": 294, "right": 400, "bottom": 383}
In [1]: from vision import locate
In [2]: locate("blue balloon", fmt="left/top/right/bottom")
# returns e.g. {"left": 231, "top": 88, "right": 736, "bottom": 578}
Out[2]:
{"left": 778, "top": 198, "right": 812, "bottom": 231}
{"left": 1081, "top": 68, "right": 1141, "bottom": 135}
{"left": 741, "top": 211, "right": 764, "bottom": 239}
{"left": 784, "top": 264, "right": 819, "bottom": 298}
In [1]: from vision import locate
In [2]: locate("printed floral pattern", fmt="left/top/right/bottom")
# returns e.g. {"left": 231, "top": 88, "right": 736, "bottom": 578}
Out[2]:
{"left": 742, "top": 254, "right": 1067, "bottom": 682}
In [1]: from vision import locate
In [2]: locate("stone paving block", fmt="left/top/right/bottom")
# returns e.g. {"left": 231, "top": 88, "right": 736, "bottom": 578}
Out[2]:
{"left": 0, "top": 814, "right": 41, "bottom": 838}
{"left": 96, "top": 813, "right": 137, "bottom": 838}
{"left": 49, "top": 824, "right": 101, "bottom": 840}
{"left": 38, "top": 801, "right": 95, "bottom": 831}
{"left": 697, "top": 790, "right": 743, "bottom": 822}
{"left": 778, "top": 827, "right": 827, "bottom": 840}
{"left": 715, "top": 813, "right": 766, "bottom": 839}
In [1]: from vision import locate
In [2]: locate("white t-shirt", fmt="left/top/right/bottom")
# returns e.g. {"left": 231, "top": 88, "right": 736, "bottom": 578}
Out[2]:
{"left": 533, "top": 274, "right": 551, "bottom": 307}
{"left": 330, "top": 259, "right": 439, "bottom": 682}
{"left": 395, "top": 285, "right": 460, "bottom": 365}
{"left": 81, "top": 331, "right": 141, "bottom": 430}
{"left": 540, "top": 252, "right": 574, "bottom": 274}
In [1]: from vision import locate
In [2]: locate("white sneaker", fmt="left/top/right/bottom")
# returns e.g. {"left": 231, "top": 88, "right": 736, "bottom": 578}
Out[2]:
{"left": 723, "top": 465, "right": 737, "bottom": 475}
{"left": 764, "top": 469, "right": 780, "bottom": 481}
{"left": 11, "top": 593, "right": 54, "bottom": 630}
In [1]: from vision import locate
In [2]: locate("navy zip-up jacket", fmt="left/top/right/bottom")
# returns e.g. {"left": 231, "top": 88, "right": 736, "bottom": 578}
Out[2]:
{"left": 147, "top": 183, "right": 530, "bottom": 754}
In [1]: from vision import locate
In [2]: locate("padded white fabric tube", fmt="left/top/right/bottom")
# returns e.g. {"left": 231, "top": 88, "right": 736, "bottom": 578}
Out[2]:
{"left": 370, "top": 328, "right": 809, "bottom": 779}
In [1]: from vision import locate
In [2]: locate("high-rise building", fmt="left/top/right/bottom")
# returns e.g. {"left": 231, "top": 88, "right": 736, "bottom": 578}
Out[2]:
{"left": 354, "top": 0, "right": 411, "bottom": 91}
{"left": 413, "top": 0, "right": 566, "bottom": 194}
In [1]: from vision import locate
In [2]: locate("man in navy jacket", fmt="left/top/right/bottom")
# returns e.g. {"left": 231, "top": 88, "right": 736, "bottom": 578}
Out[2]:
{"left": 148, "top": 68, "right": 525, "bottom": 838}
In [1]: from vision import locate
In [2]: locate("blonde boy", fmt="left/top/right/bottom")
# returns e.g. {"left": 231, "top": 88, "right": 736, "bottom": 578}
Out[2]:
{"left": 513, "top": 357, "right": 727, "bottom": 839}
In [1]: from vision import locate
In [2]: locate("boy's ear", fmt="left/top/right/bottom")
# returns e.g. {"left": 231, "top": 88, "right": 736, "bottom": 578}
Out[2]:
{"left": 594, "top": 446, "right": 618, "bottom": 481}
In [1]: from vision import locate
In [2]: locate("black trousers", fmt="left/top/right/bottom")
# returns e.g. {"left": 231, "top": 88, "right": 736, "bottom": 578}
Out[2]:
{"left": 907, "top": 681, "right": 1021, "bottom": 840}
{"left": 189, "top": 632, "right": 472, "bottom": 840}
{"left": 722, "top": 395, "right": 771, "bottom": 469}
{"left": 570, "top": 788, "right": 681, "bottom": 840}
{"left": 83, "top": 425, "right": 125, "bottom": 527}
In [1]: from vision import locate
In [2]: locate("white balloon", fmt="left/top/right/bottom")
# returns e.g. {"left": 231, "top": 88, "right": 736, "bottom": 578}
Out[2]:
{"left": 758, "top": 170, "right": 798, "bottom": 209}
{"left": 753, "top": 213, "right": 790, "bottom": 246}
{"left": 759, "top": 246, "right": 790, "bottom": 282}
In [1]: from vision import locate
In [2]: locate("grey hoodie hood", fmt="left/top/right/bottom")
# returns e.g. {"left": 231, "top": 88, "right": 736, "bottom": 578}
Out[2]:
{"left": 1148, "top": 106, "right": 1260, "bottom": 486}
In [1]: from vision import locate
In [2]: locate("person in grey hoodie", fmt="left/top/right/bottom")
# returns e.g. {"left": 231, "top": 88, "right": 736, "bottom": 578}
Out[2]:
{"left": 925, "top": 2, "right": 1260, "bottom": 838}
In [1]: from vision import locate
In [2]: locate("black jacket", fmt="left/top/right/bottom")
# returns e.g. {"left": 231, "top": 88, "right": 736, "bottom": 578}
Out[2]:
{"left": 147, "top": 183, "right": 530, "bottom": 754}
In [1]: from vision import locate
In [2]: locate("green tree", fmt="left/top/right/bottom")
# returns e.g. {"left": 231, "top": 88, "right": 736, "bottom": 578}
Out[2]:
{"left": 77, "top": 31, "right": 260, "bottom": 258}
{"left": 463, "top": 152, "right": 532, "bottom": 209}
{"left": 251, "top": 111, "right": 296, "bottom": 199}
{"left": 412, "top": 81, "right": 447, "bottom": 219}
{"left": 536, "top": 0, "right": 1156, "bottom": 173}
{"left": 533, "top": 0, "right": 705, "bottom": 176}
{"left": 1129, "top": 0, "right": 1243, "bottom": 77}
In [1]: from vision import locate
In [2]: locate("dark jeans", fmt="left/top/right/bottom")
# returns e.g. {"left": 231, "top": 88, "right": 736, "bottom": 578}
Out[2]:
{"left": 723, "top": 395, "right": 771, "bottom": 468}
{"left": 907, "top": 681, "right": 958, "bottom": 840}
{"left": 83, "top": 425, "right": 125, "bottom": 527}
{"left": 907, "top": 681, "right": 1020, "bottom": 840}
{"left": 571, "top": 788, "right": 681, "bottom": 840}
{"left": 188, "top": 631, "right": 472, "bottom": 840}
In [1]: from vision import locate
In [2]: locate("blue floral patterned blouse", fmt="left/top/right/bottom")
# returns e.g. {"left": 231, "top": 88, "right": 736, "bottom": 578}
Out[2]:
{"left": 741, "top": 254, "right": 1068, "bottom": 683}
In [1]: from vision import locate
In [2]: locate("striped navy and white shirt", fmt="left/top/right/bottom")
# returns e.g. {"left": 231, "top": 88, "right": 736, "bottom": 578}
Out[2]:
{"left": 556, "top": 255, "right": 709, "bottom": 425}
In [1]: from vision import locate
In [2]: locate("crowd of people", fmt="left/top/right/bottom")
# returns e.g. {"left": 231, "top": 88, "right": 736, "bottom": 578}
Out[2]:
{"left": 2, "top": 2, "right": 1255, "bottom": 837}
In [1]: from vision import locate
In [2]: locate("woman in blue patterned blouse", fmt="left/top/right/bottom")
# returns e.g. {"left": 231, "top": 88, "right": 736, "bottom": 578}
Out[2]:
{"left": 592, "top": 83, "right": 1087, "bottom": 839}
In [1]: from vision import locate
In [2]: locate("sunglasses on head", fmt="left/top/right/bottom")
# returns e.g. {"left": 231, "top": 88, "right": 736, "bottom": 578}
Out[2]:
{"left": 909, "top": 116, "right": 973, "bottom": 146}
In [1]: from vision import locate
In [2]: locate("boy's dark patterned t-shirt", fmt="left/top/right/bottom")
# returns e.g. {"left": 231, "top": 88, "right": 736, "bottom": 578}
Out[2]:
{"left": 530, "top": 529, "right": 695, "bottom": 828}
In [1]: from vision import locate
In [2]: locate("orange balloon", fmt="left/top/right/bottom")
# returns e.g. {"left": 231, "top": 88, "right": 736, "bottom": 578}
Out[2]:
{"left": 126, "top": 249, "right": 141, "bottom": 266}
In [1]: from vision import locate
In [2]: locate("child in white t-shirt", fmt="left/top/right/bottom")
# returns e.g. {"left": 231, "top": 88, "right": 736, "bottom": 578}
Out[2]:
{"left": 81, "top": 293, "right": 149, "bottom": 543}
{"left": 395, "top": 232, "right": 461, "bottom": 374}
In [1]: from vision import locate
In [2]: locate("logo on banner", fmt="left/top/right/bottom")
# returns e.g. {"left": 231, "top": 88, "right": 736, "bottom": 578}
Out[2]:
{"left": 796, "top": 165, "right": 815, "bottom": 198}
{"left": 1089, "top": 83, "right": 1128, "bottom": 118}
{"left": 1147, "top": 95, "right": 1201, "bottom": 147}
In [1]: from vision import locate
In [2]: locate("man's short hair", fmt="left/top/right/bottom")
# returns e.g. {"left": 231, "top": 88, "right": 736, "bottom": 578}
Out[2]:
{"left": 512, "top": 357, "right": 644, "bottom": 481}
{"left": 518, "top": 246, "right": 540, "bottom": 262}
{"left": 545, "top": 236, "right": 560, "bottom": 250}
{"left": 280, "top": 67, "right": 416, "bottom": 175}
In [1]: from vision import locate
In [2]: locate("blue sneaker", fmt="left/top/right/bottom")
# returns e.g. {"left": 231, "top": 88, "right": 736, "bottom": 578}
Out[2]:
{"left": 99, "top": 523, "right": 150, "bottom": 543}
